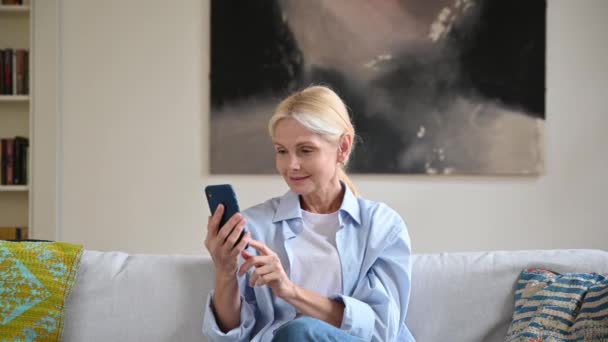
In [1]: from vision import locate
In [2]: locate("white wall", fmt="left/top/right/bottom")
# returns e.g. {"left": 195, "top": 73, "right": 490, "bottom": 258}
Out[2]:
{"left": 47, "top": 0, "right": 607, "bottom": 254}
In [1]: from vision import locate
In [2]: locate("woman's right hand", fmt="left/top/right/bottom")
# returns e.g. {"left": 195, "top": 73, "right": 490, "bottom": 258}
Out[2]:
{"left": 204, "top": 204, "right": 251, "bottom": 278}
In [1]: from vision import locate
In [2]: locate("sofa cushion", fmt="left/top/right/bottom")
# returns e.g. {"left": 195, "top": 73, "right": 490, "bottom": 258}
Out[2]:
{"left": 505, "top": 268, "right": 608, "bottom": 341}
{"left": 0, "top": 241, "right": 83, "bottom": 341}
{"left": 63, "top": 251, "right": 217, "bottom": 342}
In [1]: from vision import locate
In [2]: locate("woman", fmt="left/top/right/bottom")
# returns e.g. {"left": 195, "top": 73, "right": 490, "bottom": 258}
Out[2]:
{"left": 203, "top": 86, "right": 414, "bottom": 342}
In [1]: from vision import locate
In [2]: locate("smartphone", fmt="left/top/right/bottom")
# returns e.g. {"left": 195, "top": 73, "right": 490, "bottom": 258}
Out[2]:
{"left": 204, "top": 184, "right": 248, "bottom": 246}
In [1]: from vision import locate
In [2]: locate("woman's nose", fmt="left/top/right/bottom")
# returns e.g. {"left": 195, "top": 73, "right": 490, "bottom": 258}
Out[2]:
{"left": 288, "top": 155, "right": 300, "bottom": 170}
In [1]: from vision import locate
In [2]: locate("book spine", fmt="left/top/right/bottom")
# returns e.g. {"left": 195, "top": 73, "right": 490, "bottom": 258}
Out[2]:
{"left": 16, "top": 49, "right": 24, "bottom": 95}
{"left": 0, "top": 139, "right": 6, "bottom": 185}
{"left": 0, "top": 50, "right": 4, "bottom": 95}
{"left": 12, "top": 49, "right": 16, "bottom": 95}
{"left": 4, "top": 49, "right": 12, "bottom": 95}
{"left": 6, "top": 138, "right": 14, "bottom": 185}
{"left": 0, "top": 227, "right": 28, "bottom": 241}
{"left": 24, "top": 50, "right": 29, "bottom": 95}
{"left": 14, "top": 136, "right": 28, "bottom": 185}
{"left": 13, "top": 138, "right": 21, "bottom": 184}
{"left": 23, "top": 138, "right": 28, "bottom": 185}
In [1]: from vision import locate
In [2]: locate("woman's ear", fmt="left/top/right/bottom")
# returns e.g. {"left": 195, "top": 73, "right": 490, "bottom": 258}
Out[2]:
{"left": 338, "top": 134, "right": 353, "bottom": 164}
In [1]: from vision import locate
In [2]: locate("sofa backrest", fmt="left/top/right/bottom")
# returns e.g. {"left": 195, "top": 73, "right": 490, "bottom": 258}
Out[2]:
{"left": 64, "top": 251, "right": 216, "bottom": 342}
{"left": 63, "top": 249, "right": 608, "bottom": 342}
{"left": 407, "top": 249, "right": 608, "bottom": 342}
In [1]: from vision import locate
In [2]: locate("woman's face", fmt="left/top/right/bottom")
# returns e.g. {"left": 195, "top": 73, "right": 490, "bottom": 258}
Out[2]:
{"left": 273, "top": 118, "right": 341, "bottom": 196}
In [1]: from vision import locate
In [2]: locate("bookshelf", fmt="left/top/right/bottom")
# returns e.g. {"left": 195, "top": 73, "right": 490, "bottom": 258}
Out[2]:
{"left": 0, "top": 1, "right": 31, "bottom": 235}
{"left": 0, "top": 185, "right": 28, "bottom": 191}
{"left": 0, "top": 95, "right": 29, "bottom": 101}
{"left": 0, "top": 5, "right": 29, "bottom": 13}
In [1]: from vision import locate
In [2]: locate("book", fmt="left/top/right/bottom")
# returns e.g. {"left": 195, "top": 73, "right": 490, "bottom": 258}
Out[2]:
{"left": 5, "top": 138, "right": 14, "bottom": 185}
{"left": 12, "top": 49, "right": 16, "bottom": 95}
{"left": 0, "top": 227, "right": 29, "bottom": 241}
{"left": 0, "top": 50, "right": 4, "bottom": 94}
{"left": 3, "top": 49, "right": 12, "bottom": 94}
{"left": 0, "top": 138, "right": 6, "bottom": 185}
{"left": 13, "top": 136, "right": 28, "bottom": 185}
{"left": 23, "top": 50, "right": 28, "bottom": 95}
{"left": 1, "top": 1, "right": 20, "bottom": 6}
{"left": 16, "top": 49, "right": 25, "bottom": 95}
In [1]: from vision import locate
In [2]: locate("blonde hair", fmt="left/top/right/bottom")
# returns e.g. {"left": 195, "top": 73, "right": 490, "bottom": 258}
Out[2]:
{"left": 269, "top": 85, "right": 359, "bottom": 196}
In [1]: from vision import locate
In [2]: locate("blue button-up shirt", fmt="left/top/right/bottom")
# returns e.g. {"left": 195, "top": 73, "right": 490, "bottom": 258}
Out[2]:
{"left": 203, "top": 185, "right": 415, "bottom": 342}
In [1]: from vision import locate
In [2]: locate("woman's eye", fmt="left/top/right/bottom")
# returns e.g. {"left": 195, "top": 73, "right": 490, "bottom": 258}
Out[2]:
{"left": 276, "top": 150, "right": 287, "bottom": 154}
{"left": 301, "top": 149, "right": 313, "bottom": 154}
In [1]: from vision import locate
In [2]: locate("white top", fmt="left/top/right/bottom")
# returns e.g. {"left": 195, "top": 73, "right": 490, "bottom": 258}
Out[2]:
{"left": 289, "top": 210, "right": 343, "bottom": 298}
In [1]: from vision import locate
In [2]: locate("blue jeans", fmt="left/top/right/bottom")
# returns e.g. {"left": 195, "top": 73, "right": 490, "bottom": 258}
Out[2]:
{"left": 272, "top": 316, "right": 365, "bottom": 342}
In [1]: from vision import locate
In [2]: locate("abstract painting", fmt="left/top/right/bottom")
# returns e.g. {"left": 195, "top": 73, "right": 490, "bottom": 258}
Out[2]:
{"left": 210, "top": 0, "right": 546, "bottom": 175}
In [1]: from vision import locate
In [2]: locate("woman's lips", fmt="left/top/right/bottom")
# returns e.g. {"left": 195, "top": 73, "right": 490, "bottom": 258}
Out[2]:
{"left": 289, "top": 176, "right": 309, "bottom": 182}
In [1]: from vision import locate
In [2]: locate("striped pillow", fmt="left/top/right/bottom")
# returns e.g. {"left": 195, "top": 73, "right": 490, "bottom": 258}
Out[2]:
{"left": 506, "top": 268, "right": 608, "bottom": 341}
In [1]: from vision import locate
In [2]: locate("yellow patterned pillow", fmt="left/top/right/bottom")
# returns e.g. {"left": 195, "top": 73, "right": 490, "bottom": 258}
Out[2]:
{"left": 0, "top": 241, "right": 83, "bottom": 341}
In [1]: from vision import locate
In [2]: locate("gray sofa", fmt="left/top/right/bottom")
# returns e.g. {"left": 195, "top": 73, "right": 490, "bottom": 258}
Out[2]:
{"left": 63, "top": 249, "right": 608, "bottom": 341}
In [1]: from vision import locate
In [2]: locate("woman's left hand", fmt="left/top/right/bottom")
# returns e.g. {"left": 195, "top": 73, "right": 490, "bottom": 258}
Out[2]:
{"left": 238, "top": 239, "right": 296, "bottom": 300}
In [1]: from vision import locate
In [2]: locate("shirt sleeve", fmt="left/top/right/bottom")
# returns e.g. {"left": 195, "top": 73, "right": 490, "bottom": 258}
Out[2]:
{"left": 332, "top": 217, "right": 413, "bottom": 341}
{"left": 202, "top": 277, "right": 258, "bottom": 342}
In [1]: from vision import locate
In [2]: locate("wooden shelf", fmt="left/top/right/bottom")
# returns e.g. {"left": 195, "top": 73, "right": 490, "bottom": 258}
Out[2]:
{"left": 0, "top": 95, "right": 29, "bottom": 102}
{"left": 0, "top": 5, "right": 30, "bottom": 13}
{"left": 0, "top": 185, "right": 28, "bottom": 192}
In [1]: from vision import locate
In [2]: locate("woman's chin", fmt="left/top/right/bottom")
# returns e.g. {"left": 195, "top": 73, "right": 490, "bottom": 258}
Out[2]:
{"left": 286, "top": 179, "right": 311, "bottom": 194}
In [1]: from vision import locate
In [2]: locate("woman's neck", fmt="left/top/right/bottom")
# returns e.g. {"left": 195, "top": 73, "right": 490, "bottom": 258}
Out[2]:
{"left": 300, "top": 182, "right": 344, "bottom": 214}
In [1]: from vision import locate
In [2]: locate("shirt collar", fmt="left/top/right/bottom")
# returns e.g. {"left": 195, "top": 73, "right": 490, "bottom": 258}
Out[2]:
{"left": 272, "top": 182, "right": 361, "bottom": 225}
{"left": 340, "top": 183, "right": 361, "bottom": 225}
{"left": 272, "top": 190, "right": 301, "bottom": 223}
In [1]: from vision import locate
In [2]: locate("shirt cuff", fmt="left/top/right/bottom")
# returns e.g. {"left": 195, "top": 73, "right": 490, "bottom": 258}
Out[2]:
{"left": 331, "top": 294, "right": 375, "bottom": 340}
{"left": 202, "top": 291, "right": 255, "bottom": 342}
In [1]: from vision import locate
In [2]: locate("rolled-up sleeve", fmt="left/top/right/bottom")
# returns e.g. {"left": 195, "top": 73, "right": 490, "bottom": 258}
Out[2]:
{"left": 333, "top": 221, "right": 413, "bottom": 341}
{"left": 202, "top": 291, "right": 257, "bottom": 342}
